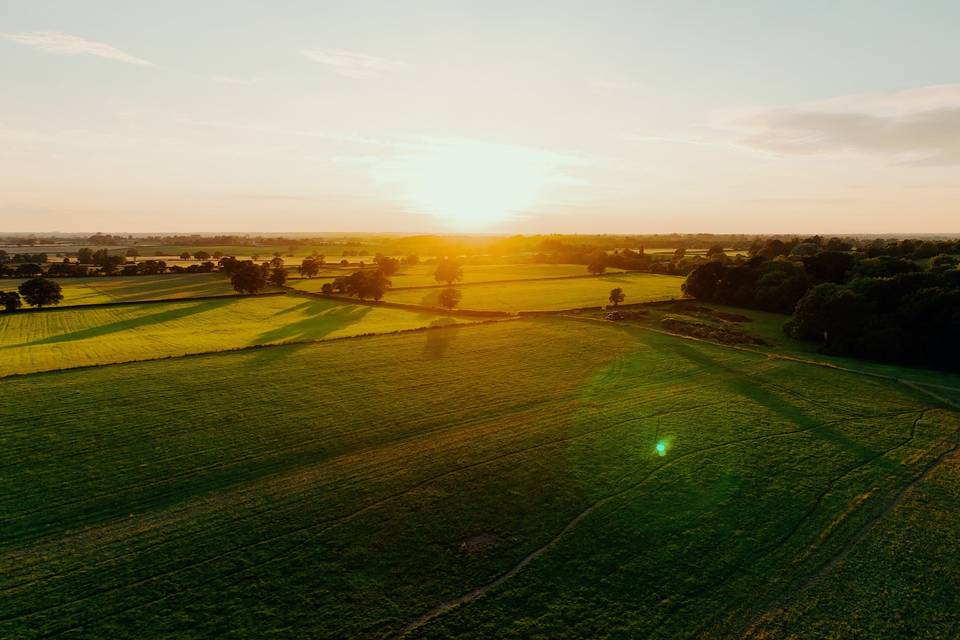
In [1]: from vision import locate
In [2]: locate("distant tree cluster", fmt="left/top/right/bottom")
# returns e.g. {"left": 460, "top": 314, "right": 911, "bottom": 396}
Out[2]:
{"left": 329, "top": 270, "right": 392, "bottom": 300}
{"left": 682, "top": 239, "right": 960, "bottom": 369}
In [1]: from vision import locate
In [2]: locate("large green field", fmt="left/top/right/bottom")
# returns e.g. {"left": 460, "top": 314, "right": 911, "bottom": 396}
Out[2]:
{"left": 0, "top": 294, "right": 462, "bottom": 376}
{"left": 2, "top": 318, "right": 957, "bottom": 639}
{"left": 382, "top": 272, "right": 684, "bottom": 311}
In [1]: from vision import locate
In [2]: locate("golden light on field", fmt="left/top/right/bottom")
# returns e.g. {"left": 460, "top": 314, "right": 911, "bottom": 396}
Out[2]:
{"left": 383, "top": 139, "right": 562, "bottom": 231}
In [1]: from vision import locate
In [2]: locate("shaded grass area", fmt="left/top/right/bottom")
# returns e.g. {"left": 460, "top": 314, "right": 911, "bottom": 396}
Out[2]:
{"left": 384, "top": 272, "right": 684, "bottom": 311}
{"left": 0, "top": 295, "right": 459, "bottom": 376}
{"left": 1, "top": 318, "right": 956, "bottom": 639}
{"left": 585, "top": 301, "right": 960, "bottom": 393}
{"left": 747, "top": 451, "right": 960, "bottom": 639}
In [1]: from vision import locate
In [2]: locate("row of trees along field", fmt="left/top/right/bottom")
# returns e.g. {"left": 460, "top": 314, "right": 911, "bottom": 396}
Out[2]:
{"left": 681, "top": 237, "right": 960, "bottom": 370}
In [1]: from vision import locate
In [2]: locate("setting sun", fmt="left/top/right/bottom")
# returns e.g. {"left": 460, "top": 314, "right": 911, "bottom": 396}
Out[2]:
{"left": 376, "top": 139, "right": 576, "bottom": 230}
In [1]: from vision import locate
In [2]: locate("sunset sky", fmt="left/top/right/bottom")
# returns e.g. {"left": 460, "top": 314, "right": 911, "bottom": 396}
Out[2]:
{"left": 2, "top": 1, "right": 959, "bottom": 234}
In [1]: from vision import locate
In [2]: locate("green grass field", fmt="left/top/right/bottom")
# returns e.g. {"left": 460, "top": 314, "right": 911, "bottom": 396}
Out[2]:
{"left": 2, "top": 318, "right": 957, "bottom": 639}
{"left": 285, "top": 262, "right": 628, "bottom": 293}
{"left": 0, "top": 294, "right": 463, "bottom": 376}
{"left": 2, "top": 274, "right": 249, "bottom": 307}
{"left": 382, "top": 272, "right": 684, "bottom": 311}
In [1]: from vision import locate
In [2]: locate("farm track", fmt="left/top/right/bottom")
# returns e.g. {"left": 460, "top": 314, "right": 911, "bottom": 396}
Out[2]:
{"left": 393, "top": 409, "right": 914, "bottom": 638}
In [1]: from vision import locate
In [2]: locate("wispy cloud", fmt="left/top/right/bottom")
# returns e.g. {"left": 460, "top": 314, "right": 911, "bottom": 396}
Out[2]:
{"left": 2, "top": 31, "right": 155, "bottom": 66}
{"left": 734, "top": 85, "right": 960, "bottom": 165}
{"left": 300, "top": 48, "right": 405, "bottom": 79}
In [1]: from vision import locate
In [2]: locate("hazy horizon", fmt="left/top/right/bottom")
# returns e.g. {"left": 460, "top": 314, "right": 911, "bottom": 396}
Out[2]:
{"left": 3, "top": 1, "right": 959, "bottom": 234}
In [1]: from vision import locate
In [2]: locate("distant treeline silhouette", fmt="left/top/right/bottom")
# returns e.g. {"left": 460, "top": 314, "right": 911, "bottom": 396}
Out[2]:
{"left": 682, "top": 237, "right": 960, "bottom": 370}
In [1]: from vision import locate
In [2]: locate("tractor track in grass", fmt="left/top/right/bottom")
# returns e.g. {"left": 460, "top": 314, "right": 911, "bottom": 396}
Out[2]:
{"left": 392, "top": 408, "right": 927, "bottom": 638}
{"left": 739, "top": 423, "right": 960, "bottom": 638}
{"left": 654, "top": 409, "right": 933, "bottom": 633}
{"left": 4, "top": 399, "right": 735, "bottom": 630}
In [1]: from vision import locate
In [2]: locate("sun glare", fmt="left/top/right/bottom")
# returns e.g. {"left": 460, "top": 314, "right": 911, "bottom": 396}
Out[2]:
{"left": 379, "top": 139, "right": 574, "bottom": 231}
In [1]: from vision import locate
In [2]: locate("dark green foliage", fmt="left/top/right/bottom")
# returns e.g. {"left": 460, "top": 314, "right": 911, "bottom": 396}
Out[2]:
{"left": 683, "top": 259, "right": 810, "bottom": 313}
{"left": 851, "top": 256, "right": 920, "bottom": 279}
{"left": 17, "top": 277, "right": 64, "bottom": 308}
{"left": 268, "top": 267, "right": 288, "bottom": 287}
{"left": 587, "top": 253, "right": 607, "bottom": 275}
{"left": 341, "top": 269, "right": 391, "bottom": 300}
{"left": 802, "top": 251, "right": 855, "bottom": 284}
{"left": 230, "top": 261, "right": 267, "bottom": 294}
{"left": 374, "top": 255, "right": 400, "bottom": 277}
{"left": 434, "top": 258, "right": 464, "bottom": 284}
{"left": 299, "top": 256, "right": 323, "bottom": 277}
{"left": 608, "top": 287, "right": 625, "bottom": 307}
{"left": 0, "top": 290, "right": 21, "bottom": 312}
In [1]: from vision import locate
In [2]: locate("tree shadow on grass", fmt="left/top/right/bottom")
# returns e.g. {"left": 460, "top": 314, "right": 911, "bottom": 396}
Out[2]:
{"left": 254, "top": 300, "right": 371, "bottom": 345}
{"left": 5, "top": 298, "right": 234, "bottom": 349}
{"left": 423, "top": 318, "right": 460, "bottom": 360}
{"left": 665, "top": 340, "right": 887, "bottom": 464}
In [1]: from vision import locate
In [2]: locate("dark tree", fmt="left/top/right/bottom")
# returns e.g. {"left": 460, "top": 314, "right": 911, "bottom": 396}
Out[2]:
{"left": 609, "top": 287, "right": 625, "bottom": 307}
{"left": 682, "top": 261, "right": 725, "bottom": 300}
{"left": 803, "top": 251, "right": 856, "bottom": 284}
{"left": 344, "top": 269, "right": 391, "bottom": 300}
{"left": 15, "top": 263, "right": 42, "bottom": 277}
{"left": 434, "top": 258, "right": 464, "bottom": 284}
{"left": 268, "top": 267, "right": 288, "bottom": 287}
{"left": 230, "top": 261, "right": 267, "bottom": 294}
{"left": 18, "top": 278, "right": 63, "bottom": 308}
{"left": 269, "top": 256, "right": 285, "bottom": 268}
{"left": 587, "top": 253, "right": 607, "bottom": 275}
{"left": 320, "top": 282, "right": 334, "bottom": 295}
{"left": 77, "top": 247, "right": 94, "bottom": 264}
{"left": 126, "top": 248, "right": 139, "bottom": 258}
{"left": 403, "top": 254, "right": 420, "bottom": 266}
{"left": 299, "top": 256, "right": 324, "bottom": 277}
{"left": 179, "top": 252, "right": 191, "bottom": 260}
{"left": 375, "top": 255, "right": 400, "bottom": 277}
{"left": 0, "top": 291, "right": 21, "bottom": 312}
{"left": 672, "top": 248, "right": 686, "bottom": 261}
{"left": 194, "top": 251, "right": 211, "bottom": 261}
{"left": 437, "top": 287, "right": 461, "bottom": 310}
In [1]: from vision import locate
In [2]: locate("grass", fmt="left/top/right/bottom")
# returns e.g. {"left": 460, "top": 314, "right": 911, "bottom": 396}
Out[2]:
{"left": 587, "top": 301, "right": 960, "bottom": 393}
{"left": 0, "top": 294, "right": 463, "bottom": 376}
{"left": 286, "top": 262, "right": 628, "bottom": 293}
{"left": 2, "top": 274, "right": 250, "bottom": 307}
{"left": 747, "top": 452, "right": 960, "bottom": 639}
{"left": 1, "top": 318, "right": 957, "bottom": 639}
{"left": 383, "top": 272, "right": 684, "bottom": 311}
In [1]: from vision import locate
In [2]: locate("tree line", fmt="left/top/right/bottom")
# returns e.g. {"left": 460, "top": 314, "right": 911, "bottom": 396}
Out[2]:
{"left": 682, "top": 238, "right": 960, "bottom": 369}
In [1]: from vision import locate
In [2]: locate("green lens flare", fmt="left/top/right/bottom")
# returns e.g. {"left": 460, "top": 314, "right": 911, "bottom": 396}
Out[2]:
{"left": 656, "top": 441, "right": 667, "bottom": 456}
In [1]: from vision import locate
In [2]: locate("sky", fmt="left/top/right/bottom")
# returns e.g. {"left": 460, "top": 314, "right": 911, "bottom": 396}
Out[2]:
{"left": 2, "top": 0, "right": 959, "bottom": 234}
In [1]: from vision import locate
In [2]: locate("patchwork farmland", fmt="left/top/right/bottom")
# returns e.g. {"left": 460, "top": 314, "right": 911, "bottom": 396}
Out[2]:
{"left": 1, "top": 261, "right": 958, "bottom": 640}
